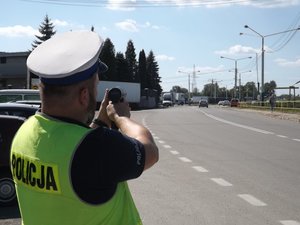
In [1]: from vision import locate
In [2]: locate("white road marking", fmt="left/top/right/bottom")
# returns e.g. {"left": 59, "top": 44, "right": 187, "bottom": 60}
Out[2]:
{"left": 178, "top": 157, "right": 192, "bottom": 163}
{"left": 170, "top": 150, "right": 179, "bottom": 155}
{"left": 200, "top": 110, "right": 274, "bottom": 135}
{"left": 238, "top": 194, "right": 267, "bottom": 206}
{"left": 153, "top": 136, "right": 159, "bottom": 140}
{"left": 158, "top": 140, "right": 165, "bottom": 144}
{"left": 277, "top": 135, "right": 288, "bottom": 138}
{"left": 280, "top": 220, "right": 300, "bottom": 225}
{"left": 292, "top": 139, "right": 300, "bottom": 142}
{"left": 192, "top": 166, "right": 208, "bottom": 172}
{"left": 211, "top": 178, "right": 233, "bottom": 186}
{"left": 163, "top": 145, "right": 171, "bottom": 149}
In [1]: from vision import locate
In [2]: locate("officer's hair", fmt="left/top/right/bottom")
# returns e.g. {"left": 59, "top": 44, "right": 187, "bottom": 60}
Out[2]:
{"left": 39, "top": 73, "right": 97, "bottom": 103}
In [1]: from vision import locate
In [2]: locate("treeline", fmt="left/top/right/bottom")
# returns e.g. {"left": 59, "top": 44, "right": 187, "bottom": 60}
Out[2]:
{"left": 32, "top": 15, "right": 162, "bottom": 96}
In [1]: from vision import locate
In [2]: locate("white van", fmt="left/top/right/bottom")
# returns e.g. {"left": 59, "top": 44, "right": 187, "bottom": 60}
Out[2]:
{"left": 0, "top": 89, "right": 40, "bottom": 103}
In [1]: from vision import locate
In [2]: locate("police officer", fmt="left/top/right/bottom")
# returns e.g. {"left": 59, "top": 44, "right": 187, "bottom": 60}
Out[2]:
{"left": 10, "top": 31, "right": 159, "bottom": 225}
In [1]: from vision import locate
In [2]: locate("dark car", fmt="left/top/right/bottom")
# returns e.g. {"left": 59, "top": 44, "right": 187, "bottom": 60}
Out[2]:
{"left": 0, "top": 115, "right": 26, "bottom": 206}
{"left": 199, "top": 100, "right": 208, "bottom": 108}
{"left": 230, "top": 98, "right": 239, "bottom": 107}
{"left": 0, "top": 102, "right": 39, "bottom": 118}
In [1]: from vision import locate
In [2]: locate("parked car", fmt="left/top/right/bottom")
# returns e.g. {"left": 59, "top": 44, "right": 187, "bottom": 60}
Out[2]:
{"left": 0, "top": 102, "right": 39, "bottom": 118}
{"left": 0, "top": 89, "right": 40, "bottom": 103}
{"left": 199, "top": 100, "right": 208, "bottom": 108}
{"left": 230, "top": 98, "right": 239, "bottom": 107}
{"left": 222, "top": 100, "right": 231, "bottom": 106}
{"left": 218, "top": 100, "right": 224, "bottom": 106}
{"left": 0, "top": 115, "right": 26, "bottom": 206}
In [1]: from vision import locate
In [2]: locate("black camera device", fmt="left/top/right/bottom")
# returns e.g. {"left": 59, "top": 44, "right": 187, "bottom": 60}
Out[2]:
{"left": 108, "top": 87, "right": 124, "bottom": 103}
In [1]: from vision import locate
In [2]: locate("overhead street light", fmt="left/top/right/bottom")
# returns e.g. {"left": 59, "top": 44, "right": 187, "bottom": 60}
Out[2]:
{"left": 178, "top": 70, "right": 191, "bottom": 101}
{"left": 238, "top": 70, "right": 252, "bottom": 101}
{"left": 220, "top": 56, "right": 252, "bottom": 98}
{"left": 240, "top": 25, "right": 300, "bottom": 102}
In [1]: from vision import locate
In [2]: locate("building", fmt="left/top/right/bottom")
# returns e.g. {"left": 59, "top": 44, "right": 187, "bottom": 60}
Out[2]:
{"left": 0, "top": 52, "right": 29, "bottom": 89}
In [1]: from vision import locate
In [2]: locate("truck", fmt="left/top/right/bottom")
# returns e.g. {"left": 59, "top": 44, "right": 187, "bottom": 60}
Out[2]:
{"left": 191, "top": 96, "right": 208, "bottom": 104}
{"left": 162, "top": 92, "right": 186, "bottom": 107}
{"left": 96, "top": 81, "right": 141, "bottom": 108}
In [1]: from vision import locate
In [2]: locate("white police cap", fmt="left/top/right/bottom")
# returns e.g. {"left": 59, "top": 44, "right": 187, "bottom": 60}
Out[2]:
{"left": 27, "top": 30, "right": 108, "bottom": 85}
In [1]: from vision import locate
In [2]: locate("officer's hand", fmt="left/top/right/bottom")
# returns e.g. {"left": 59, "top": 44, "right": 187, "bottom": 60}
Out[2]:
{"left": 106, "top": 100, "right": 131, "bottom": 122}
{"left": 96, "top": 89, "right": 111, "bottom": 127}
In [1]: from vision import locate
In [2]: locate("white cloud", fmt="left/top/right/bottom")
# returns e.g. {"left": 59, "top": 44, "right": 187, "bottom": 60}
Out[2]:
{"left": 107, "top": 0, "right": 136, "bottom": 11}
{"left": 0, "top": 25, "right": 38, "bottom": 37}
{"left": 52, "top": 19, "right": 69, "bottom": 27}
{"left": 156, "top": 54, "right": 175, "bottom": 61}
{"left": 215, "top": 45, "right": 259, "bottom": 55}
{"left": 275, "top": 57, "right": 300, "bottom": 67}
{"left": 115, "top": 19, "right": 161, "bottom": 32}
{"left": 115, "top": 19, "right": 139, "bottom": 32}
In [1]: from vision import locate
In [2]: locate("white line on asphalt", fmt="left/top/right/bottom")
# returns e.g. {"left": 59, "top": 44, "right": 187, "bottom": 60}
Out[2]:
{"left": 153, "top": 136, "right": 159, "bottom": 140}
{"left": 158, "top": 140, "right": 165, "bottom": 144}
{"left": 178, "top": 157, "right": 192, "bottom": 163}
{"left": 238, "top": 194, "right": 267, "bottom": 206}
{"left": 163, "top": 145, "right": 171, "bottom": 149}
{"left": 277, "top": 135, "right": 288, "bottom": 138}
{"left": 292, "top": 139, "right": 300, "bottom": 142}
{"left": 211, "top": 178, "right": 233, "bottom": 186}
{"left": 280, "top": 220, "right": 300, "bottom": 225}
{"left": 192, "top": 166, "right": 208, "bottom": 172}
{"left": 151, "top": 133, "right": 156, "bottom": 136}
{"left": 200, "top": 110, "right": 274, "bottom": 135}
{"left": 170, "top": 150, "right": 179, "bottom": 155}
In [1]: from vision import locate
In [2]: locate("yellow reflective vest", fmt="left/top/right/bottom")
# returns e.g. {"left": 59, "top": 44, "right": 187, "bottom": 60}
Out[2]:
{"left": 10, "top": 113, "right": 142, "bottom": 225}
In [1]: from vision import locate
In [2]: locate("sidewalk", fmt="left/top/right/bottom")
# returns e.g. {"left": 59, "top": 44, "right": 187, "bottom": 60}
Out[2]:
{"left": 240, "top": 108, "right": 300, "bottom": 123}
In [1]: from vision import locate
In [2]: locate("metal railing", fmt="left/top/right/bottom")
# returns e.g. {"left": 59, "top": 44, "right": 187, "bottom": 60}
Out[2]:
{"left": 239, "top": 100, "right": 300, "bottom": 114}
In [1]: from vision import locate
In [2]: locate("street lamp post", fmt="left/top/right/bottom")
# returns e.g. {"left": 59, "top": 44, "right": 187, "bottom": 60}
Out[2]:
{"left": 220, "top": 56, "right": 252, "bottom": 98}
{"left": 178, "top": 70, "right": 191, "bottom": 102}
{"left": 238, "top": 70, "right": 252, "bottom": 101}
{"left": 241, "top": 25, "right": 300, "bottom": 102}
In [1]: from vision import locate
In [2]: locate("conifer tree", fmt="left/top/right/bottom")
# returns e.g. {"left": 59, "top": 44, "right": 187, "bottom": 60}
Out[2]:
{"left": 99, "top": 38, "right": 116, "bottom": 81}
{"left": 146, "top": 51, "right": 162, "bottom": 101}
{"left": 137, "top": 49, "right": 147, "bottom": 90}
{"left": 115, "top": 52, "right": 129, "bottom": 82}
{"left": 32, "top": 14, "right": 56, "bottom": 50}
{"left": 125, "top": 40, "right": 138, "bottom": 82}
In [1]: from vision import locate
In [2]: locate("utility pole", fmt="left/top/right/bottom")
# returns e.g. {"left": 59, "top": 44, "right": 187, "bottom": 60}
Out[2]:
{"left": 241, "top": 25, "right": 300, "bottom": 102}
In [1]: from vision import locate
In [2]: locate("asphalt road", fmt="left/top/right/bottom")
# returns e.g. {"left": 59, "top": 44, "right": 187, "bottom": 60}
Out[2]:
{"left": 129, "top": 105, "right": 300, "bottom": 225}
{"left": 1, "top": 105, "right": 299, "bottom": 225}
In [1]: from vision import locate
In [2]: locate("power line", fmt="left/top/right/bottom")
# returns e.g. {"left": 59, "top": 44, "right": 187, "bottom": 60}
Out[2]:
{"left": 19, "top": 0, "right": 260, "bottom": 8}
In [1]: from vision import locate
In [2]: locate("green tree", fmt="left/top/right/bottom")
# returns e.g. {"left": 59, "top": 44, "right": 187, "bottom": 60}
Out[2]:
{"left": 138, "top": 50, "right": 147, "bottom": 90}
{"left": 146, "top": 51, "right": 162, "bottom": 102}
{"left": 32, "top": 14, "right": 56, "bottom": 50}
{"left": 264, "top": 80, "right": 277, "bottom": 96}
{"left": 99, "top": 38, "right": 116, "bottom": 81}
{"left": 125, "top": 40, "right": 138, "bottom": 82}
{"left": 115, "top": 52, "right": 129, "bottom": 82}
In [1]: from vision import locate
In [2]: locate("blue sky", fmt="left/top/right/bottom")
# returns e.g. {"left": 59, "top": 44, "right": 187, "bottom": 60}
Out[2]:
{"left": 1, "top": 0, "right": 300, "bottom": 96}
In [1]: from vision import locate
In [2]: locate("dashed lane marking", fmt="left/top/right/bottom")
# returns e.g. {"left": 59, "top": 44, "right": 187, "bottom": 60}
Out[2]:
{"left": 292, "top": 139, "right": 300, "bottom": 142}
{"left": 178, "top": 157, "right": 192, "bottom": 163}
{"left": 158, "top": 140, "right": 165, "bottom": 144}
{"left": 211, "top": 178, "right": 233, "bottom": 186}
{"left": 192, "top": 166, "right": 209, "bottom": 172}
{"left": 277, "top": 135, "right": 288, "bottom": 138}
{"left": 170, "top": 150, "right": 179, "bottom": 155}
{"left": 238, "top": 194, "right": 267, "bottom": 206}
{"left": 163, "top": 145, "right": 171, "bottom": 149}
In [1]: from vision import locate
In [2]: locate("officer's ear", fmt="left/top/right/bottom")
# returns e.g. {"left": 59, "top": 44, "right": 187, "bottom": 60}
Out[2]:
{"left": 79, "top": 87, "right": 89, "bottom": 108}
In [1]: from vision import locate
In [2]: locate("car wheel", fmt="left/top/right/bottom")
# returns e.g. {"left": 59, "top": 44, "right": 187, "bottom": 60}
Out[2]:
{"left": 0, "top": 173, "right": 17, "bottom": 206}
